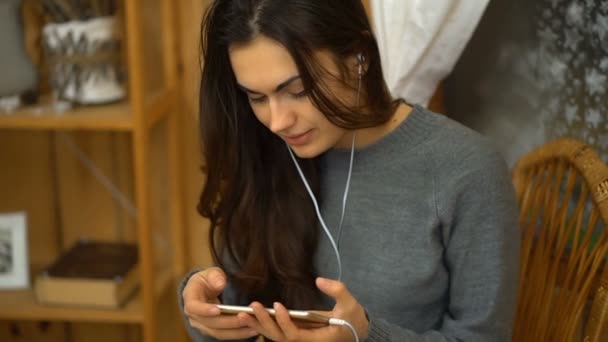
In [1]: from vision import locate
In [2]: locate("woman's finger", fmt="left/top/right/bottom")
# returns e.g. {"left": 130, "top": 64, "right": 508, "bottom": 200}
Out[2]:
{"left": 182, "top": 268, "right": 227, "bottom": 302}
{"left": 236, "top": 312, "right": 265, "bottom": 332}
{"left": 292, "top": 320, "right": 327, "bottom": 329}
{"left": 190, "top": 319, "right": 259, "bottom": 340}
{"left": 273, "top": 302, "right": 301, "bottom": 340}
{"left": 249, "top": 302, "right": 284, "bottom": 340}
{"left": 183, "top": 301, "right": 221, "bottom": 318}
{"left": 316, "top": 277, "right": 353, "bottom": 306}
{"left": 189, "top": 313, "right": 245, "bottom": 330}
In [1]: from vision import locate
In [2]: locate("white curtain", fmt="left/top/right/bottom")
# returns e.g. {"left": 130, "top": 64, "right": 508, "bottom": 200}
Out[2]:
{"left": 371, "top": 0, "right": 490, "bottom": 106}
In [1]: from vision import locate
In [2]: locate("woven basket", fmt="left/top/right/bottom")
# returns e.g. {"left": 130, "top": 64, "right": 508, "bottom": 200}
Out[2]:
{"left": 42, "top": 16, "right": 125, "bottom": 105}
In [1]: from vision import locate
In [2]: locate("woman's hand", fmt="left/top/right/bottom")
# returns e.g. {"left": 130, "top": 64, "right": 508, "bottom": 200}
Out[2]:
{"left": 182, "top": 267, "right": 259, "bottom": 340}
{"left": 238, "top": 277, "right": 369, "bottom": 341}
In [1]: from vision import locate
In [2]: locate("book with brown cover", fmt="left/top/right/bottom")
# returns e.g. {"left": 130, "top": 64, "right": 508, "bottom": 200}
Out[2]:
{"left": 34, "top": 240, "right": 139, "bottom": 308}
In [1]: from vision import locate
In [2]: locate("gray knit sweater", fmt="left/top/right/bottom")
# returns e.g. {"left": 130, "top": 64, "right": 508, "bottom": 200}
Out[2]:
{"left": 179, "top": 105, "right": 520, "bottom": 341}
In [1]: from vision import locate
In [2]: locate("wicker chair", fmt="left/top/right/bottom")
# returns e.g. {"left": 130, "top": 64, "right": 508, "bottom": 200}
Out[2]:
{"left": 512, "top": 138, "right": 608, "bottom": 341}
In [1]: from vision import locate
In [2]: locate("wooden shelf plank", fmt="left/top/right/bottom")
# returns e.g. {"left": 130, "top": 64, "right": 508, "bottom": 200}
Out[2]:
{"left": 0, "top": 102, "right": 133, "bottom": 131}
{"left": 146, "top": 89, "right": 175, "bottom": 129}
{"left": 0, "top": 288, "right": 143, "bottom": 323}
{"left": 155, "top": 265, "right": 174, "bottom": 297}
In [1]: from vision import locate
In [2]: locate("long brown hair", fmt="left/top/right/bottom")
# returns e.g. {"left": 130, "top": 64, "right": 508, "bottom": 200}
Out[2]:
{"left": 198, "top": 0, "right": 398, "bottom": 309}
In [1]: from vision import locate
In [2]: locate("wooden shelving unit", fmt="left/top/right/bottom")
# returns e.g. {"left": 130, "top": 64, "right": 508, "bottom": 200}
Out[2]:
{"left": 0, "top": 101, "right": 133, "bottom": 131}
{"left": 0, "top": 290, "right": 144, "bottom": 323}
{"left": 0, "top": 1, "right": 188, "bottom": 342}
{"left": 0, "top": 263, "right": 174, "bottom": 326}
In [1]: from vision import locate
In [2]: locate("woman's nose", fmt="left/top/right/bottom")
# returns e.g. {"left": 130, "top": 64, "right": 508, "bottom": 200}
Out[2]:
{"left": 268, "top": 99, "right": 296, "bottom": 133}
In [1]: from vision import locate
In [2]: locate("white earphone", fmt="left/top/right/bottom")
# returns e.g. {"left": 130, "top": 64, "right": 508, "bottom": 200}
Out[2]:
{"left": 286, "top": 52, "right": 364, "bottom": 281}
{"left": 357, "top": 53, "right": 365, "bottom": 79}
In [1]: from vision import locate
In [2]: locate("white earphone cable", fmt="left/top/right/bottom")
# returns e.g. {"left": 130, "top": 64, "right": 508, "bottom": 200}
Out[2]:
{"left": 284, "top": 57, "right": 364, "bottom": 341}
{"left": 329, "top": 318, "right": 360, "bottom": 342}
{"left": 286, "top": 59, "right": 362, "bottom": 281}
{"left": 286, "top": 132, "right": 355, "bottom": 281}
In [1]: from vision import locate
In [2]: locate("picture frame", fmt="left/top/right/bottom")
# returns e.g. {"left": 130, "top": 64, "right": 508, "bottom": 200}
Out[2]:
{"left": 0, "top": 212, "right": 29, "bottom": 289}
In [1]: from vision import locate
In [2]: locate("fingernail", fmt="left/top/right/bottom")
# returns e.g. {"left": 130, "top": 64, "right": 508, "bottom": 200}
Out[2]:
{"left": 248, "top": 329, "right": 258, "bottom": 337}
{"left": 209, "top": 306, "right": 220, "bottom": 315}
{"left": 273, "top": 302, "right": 279, "bottom": 310}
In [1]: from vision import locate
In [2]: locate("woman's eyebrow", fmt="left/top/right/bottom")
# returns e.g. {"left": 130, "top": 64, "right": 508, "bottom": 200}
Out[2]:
{"left": 238, "top": 75, "right": 302, "bottom": 95}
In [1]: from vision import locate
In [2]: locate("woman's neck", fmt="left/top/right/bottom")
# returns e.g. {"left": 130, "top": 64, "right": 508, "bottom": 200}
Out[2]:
{"left": 335, "top": 102, "right": 413, "bottom": 150}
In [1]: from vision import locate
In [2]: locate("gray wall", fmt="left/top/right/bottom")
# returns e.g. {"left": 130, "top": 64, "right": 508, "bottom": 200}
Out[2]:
{"left": 446, "top": 0, "right": 608, "bottom": 166}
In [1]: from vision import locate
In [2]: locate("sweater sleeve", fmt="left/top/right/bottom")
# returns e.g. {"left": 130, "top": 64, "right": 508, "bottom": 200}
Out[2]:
{"left": 177, "top": 269, "right": 258, "bottom": 342}
{"left": 365, "top": 146, "right": 520, "bottom": 341}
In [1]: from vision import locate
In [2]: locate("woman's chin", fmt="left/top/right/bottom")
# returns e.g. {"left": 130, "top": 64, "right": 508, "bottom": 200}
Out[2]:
{"left": 289, "top": 143, "right": 324, "bottom": 159}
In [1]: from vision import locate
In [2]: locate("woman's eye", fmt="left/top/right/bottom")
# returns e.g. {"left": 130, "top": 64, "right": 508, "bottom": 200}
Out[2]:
{"left": 291, "top": 90, "right": 308, "bottom": 99}
{"left": 250, "top": 96, "right": 267, "bottom": 104}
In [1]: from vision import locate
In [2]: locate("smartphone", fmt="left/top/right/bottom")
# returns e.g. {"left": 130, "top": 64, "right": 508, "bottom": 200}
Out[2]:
{"left": 216, "top": 304, "right": 330, "bottom": 325}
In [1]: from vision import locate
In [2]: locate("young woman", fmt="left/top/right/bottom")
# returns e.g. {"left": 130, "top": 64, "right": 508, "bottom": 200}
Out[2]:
{"left": 179, "top": 1, "right": 520, "bottom": 341}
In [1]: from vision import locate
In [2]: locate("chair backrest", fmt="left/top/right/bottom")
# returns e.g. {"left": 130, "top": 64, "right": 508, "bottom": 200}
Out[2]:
{"left": 512, "top": 138, "right": 608, "bottom": 341}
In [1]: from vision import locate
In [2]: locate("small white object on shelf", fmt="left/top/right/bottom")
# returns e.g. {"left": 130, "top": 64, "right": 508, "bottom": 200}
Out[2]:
{"left": 0, "top": 212, "right": 29, "bottom": 290}
{"left": 0, "top": 95, "right": 21, "bottom": 114}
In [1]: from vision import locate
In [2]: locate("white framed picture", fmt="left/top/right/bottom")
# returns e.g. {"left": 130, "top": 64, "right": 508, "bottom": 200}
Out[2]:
{"left": 0, "top": 212, "right": 29, "bottom": 289}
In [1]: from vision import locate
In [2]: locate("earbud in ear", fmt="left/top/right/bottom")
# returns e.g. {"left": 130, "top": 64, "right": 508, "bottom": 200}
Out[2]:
{"left": 357, "top": 53, "right": 365, "bottom": 64}
{"left": 357, "top": 53, "right": 365, "bottom": 78}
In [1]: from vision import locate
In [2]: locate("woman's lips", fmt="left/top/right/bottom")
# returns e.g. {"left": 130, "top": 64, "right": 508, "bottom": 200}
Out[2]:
{"left": 283, "top": 130, "right": 313, "bottom": 146}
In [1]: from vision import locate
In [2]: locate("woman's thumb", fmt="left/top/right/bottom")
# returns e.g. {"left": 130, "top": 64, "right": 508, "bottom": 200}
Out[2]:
{"left": 199, "top": 267, "right": 226, "bottom": 298}
{"left": 316, "top": 277, "right": 349, "bottom": 302}
{"left": 207, "top": 268, "right": 226, "bottom": 289}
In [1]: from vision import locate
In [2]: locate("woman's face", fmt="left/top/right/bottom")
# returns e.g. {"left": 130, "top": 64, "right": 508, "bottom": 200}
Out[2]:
{"left": 229, "top": 35, "right": 354, "bottom": 158}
